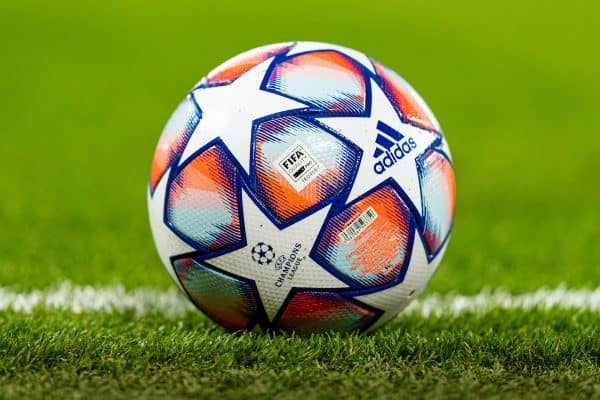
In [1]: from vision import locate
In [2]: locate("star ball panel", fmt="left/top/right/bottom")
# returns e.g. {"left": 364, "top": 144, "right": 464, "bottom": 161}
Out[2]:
{"left": 165, "top": 144, "right": 242, "bottom": 252}
{"left": 315, "top": 184, "right": 414, "bottom": 289}
{"left": 372, "top": 60, "right": 441, "bottom": 134}
{"left": 417, "top": 148, "right": 456, "bottom": 257}
{"left": 150, "top": 96, "right": 201, "bottom": 192}
{"left": 148, "top": 42, "right": 455, "bottom": 334}
{"left": 173, "top": 257, "right": 258, "bottom": 331}
{"left": 253, "top": 115, "right": 359, "bottom": 223}
{"left": 202, "top": 43, "right": 294, "bottom": 88}
{"left": 266, "top": 50, "right": 367, "bottom": 115}
{"left": 276, "top": 291, "right": 378, "bottom": 334}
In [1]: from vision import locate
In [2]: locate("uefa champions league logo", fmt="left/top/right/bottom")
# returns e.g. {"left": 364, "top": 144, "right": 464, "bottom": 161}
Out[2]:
{"left": 251, "top": 242, "right": 276, "bottom": 265}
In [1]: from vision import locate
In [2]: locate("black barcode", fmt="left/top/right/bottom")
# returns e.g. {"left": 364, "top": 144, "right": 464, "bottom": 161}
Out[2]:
{"left": 340, "top": 207, "right": 378, "bottom": 243}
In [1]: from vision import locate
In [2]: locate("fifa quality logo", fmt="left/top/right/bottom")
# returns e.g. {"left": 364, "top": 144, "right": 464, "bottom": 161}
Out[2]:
{"left": 280, "top": 148, "right": 304, "bottom": 172}
{"left": 275, "top": 141, "right": 324, "bottom": 191}
{"left": 372, "top": 121, "right": 416, "bottom": 174}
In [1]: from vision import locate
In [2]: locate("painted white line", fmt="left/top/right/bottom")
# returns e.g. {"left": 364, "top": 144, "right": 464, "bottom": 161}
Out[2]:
{"left": 0, "top": 283, "right": 194, "bottom": 317}
{"left": 0, "top": 283, "right": 598, "bottom": 318}
{"left": 405, "top": 286, "right": 600, "bottom": 317}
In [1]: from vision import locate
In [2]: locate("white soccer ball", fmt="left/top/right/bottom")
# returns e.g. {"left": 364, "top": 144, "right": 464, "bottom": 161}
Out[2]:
{"left": 148, "top": 42, "right": 455, "bottom": 333}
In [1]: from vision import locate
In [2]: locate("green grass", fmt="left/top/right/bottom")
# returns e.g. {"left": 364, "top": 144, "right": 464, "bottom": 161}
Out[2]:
{"left": 0, "top": 0, "right": 599, "bottom": 398}
{"left": 1, "top": 310, "right": 598, "bottom": 399}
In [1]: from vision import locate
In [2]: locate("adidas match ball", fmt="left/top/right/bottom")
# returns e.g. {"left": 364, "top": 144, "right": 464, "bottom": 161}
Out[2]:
{"left": 148, "top": 42, "right": 455, "bottom": 333}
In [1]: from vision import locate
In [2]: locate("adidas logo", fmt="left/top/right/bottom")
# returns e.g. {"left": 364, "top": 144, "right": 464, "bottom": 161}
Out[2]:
{"left": 373, "top": 121, "right": 416, "bottom": 175}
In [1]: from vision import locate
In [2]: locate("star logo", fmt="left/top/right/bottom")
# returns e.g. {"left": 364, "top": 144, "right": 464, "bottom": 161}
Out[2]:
{"left": 251, "top": 242, "right": 275, "bottom": 265}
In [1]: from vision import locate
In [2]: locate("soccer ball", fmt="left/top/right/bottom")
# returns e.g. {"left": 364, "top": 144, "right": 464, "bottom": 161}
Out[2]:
{"left": 148, "top": 42, "right": 455, "bottom": 333}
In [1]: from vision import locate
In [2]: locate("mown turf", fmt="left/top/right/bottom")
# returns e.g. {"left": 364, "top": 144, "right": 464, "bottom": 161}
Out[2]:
{"left": 1, "top": 0, "right": 599, "bottom": 398}
{"left": 1, "top": 309, "right": 598, "bottom": 399}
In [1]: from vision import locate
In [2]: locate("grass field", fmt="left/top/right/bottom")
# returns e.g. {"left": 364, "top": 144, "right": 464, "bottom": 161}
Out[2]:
{"left": 0, "top": 0, "right": 599, "bottom": 398}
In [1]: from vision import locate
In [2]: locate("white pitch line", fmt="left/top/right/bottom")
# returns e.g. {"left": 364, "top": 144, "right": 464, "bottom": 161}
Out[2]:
{"left": 0, "top": 283, "right": 195, "bottom": 317}
{"left": 404, "top": 286, "right": 600, "bottom": 317}
{"left": 0, "top": 283, "right": 598, "bottom": 318}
